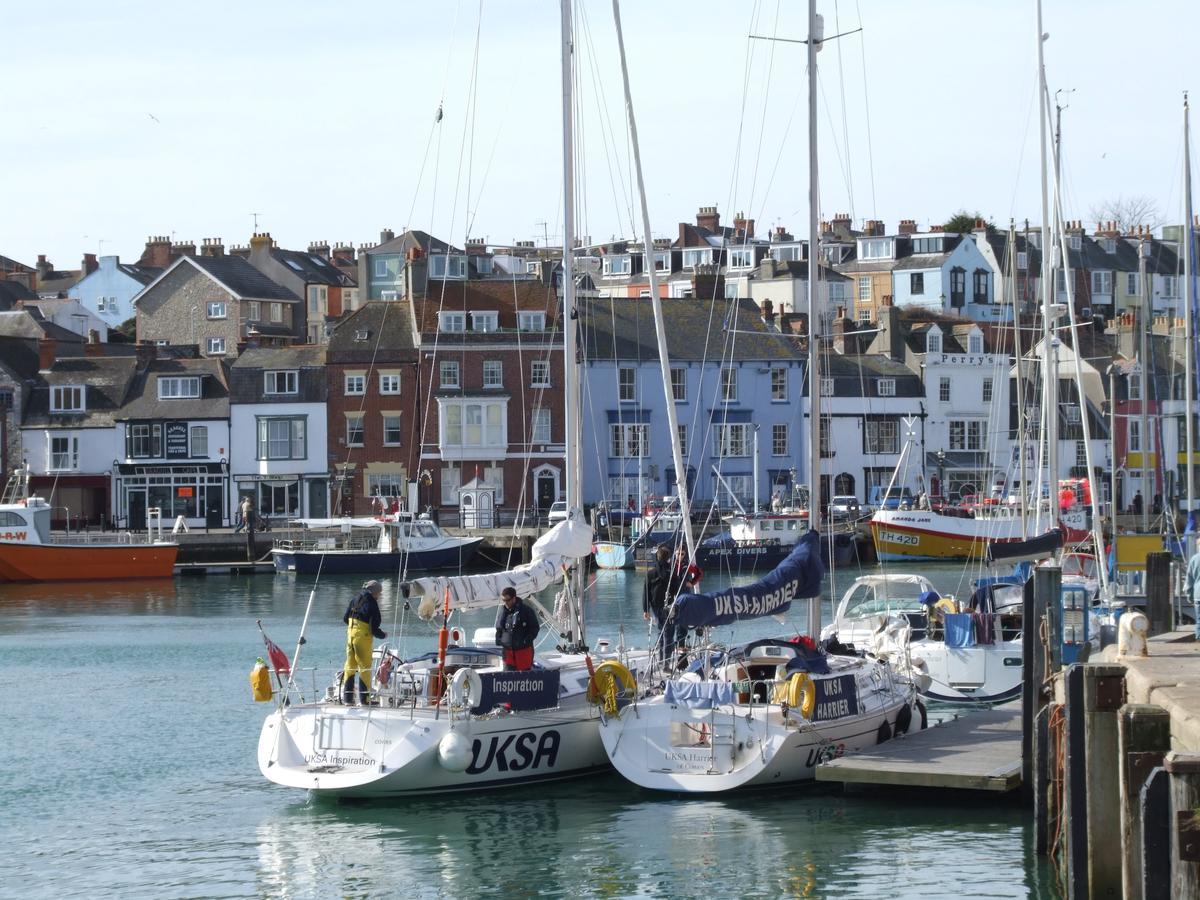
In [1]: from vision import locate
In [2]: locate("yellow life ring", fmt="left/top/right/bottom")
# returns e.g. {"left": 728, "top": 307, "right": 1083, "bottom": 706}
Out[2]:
{"left": 773, "top": 672, "right": 816, "bottom": 718}
{"left": 586, "top": 660, "right": 635, "bottom": 715}
{"left": 448, "top": 667, "right": 483, "bottom": 709}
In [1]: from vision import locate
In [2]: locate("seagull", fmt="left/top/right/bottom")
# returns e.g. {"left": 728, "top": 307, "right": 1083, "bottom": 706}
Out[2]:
{"left": 435, "top": 104, "right": 443, "bottom": 124}
{"left": 148, "top": 113, "right": 160, "bottom": 124}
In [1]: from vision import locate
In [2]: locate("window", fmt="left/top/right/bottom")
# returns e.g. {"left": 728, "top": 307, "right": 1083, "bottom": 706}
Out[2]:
{"left": 828, "top": 282, "right": 847, "bottom": 302}
{"left": 877, "top": 378, "right": 896, "bottom": 397}
{"left": 440, "top": 361, "right": 460, "bottom": 388}
{"left": 48, "top": 435, "right": 78, "bottom": 470}
{"left": 430, "top": 255, "right": 467, "bottom": 279}
{"left": 858, "top": 307, "right": 871, "bottom": 324}
{"left": 1092, "top": 271, "right": 1113, "bottom": 295}
{"left": 609, "top": 423, "right": 650, "bottom": 457}
{"left": 603, "top": 255, "right": 631, "bottom": 276}
{"left": 939, "top": 377, "right": 951, "bottom": 403}
{"left": 344, "top": 374, "right": 366, "bottom": 395}
{"left": 1017, "top": 251, "right": 1028, "bottom": 271}
{"left": 530, "top": 359, "right": 550, "bottom": 387}
{"left": 682, "top": 248, "right": 712, "bottom": 268}
{"left": 374, "top": 259, "right": 389, "bottom": 278}
{"left": 471, "top": 312, "right": 499, "bottom": 333}
{"left": 1075, "top": 441, "right": 1088, "bottom": 467}
{"left": 772, "top": 423, "right": 788, "bottom": 456}
{"left": 270, "top": 303, "right": 283, "bottom": 323}
{"left": 723, "top": 282, "right": 740, "bottom": 300}
{"left": 345, "top": 415, "right": 364, "bottom": 446}
{"left": 247, "top": 301, "right": 260, "bottom": 320}
{"left": 1055, "top": 270, "right": 1066, "bottom": 294}
{"left": 207, "top": 337, "right": 226, "bottom": 355}
{"left": 439, "top": 311, "right": 466, "bottom": 333}
{"left": 654, "top": 251, "right": 670, "bottom": 272}
{"left": 441, "top": 465, "right": 461, "bottom": 505}
{"left": 264, "top": 371, "right": 298, "bottom": 395}
{"left": 256, "top": 417, "right": 306, "bottom": 459}
{"left": 379, "top": 372, "right": 401, "bottom": 394}
{"left": 910, "top": 273, "right": 925, "bottom": 295}
{"left": 949, "top": 419, "right": 988, "bottom": 451}
{"left": 973, "top": 269, "right": 989, "bottom": 301}
{"left": 1065, "top": 406, "right": 1081, "bottom": 424}
{"left": 518, "top": 311, "right": 546, "bottom": 332}
{"left": 927, "top": 331, "right": 942, "bottom": 354}
{"left": 367, "top": 473, "right": 406, "bottom": 498}
{"left": 968, "top": 333, "right": 983, "bottom": 355}
{"left": 483, "top": 360, "right": 503, "bottom": 389}
{"left": 190, "top": 425, "right": 208, "bottom": 457}
{"left": 677, "top": 424, "right": 688, "bottom": 456}
{"left": 949, "top": 268, "right": 966, "bottom": 307}
{"left": 206, "top": 300, "right": 226, "bottom": 319}
{"left": 618, "top": 367, "right": 636, "bottom": 402}
{"left": 1162, "top": 275, "right": 1178, "bottom": 298}
{"left": 716, "top": 423, "right": 750, "bottom": 457}
{"left": 127, "top": 423, "right": 161, "bottom": 458}
{"left": 1127, "top": 272, "right": 1140, "bottom": 295}
{"left": 860, "top": 239, "right": 892, "bottom": 260}
{"left": 857, "top": 278, "right": 871, "bottom": 302}
{"left": 729, "top": 248, "right": 754, "bottom": 269}
{"left": 1129, "top": 420, "right": 1143, "bottom": 452}
{"left": 51, "top": 385, "right": 84, "bottom": 412}
{"left": 382, "top": 414, "right": 403, "bottom": 446}
{"left": 670, "top": 367, "right": 687, "bottom": 402}
{"left": 442, "top": 400, "right": 506, "bottom": 450}
{"left": 770, "top": 368, "right": 787, "bottom": 402}
{"left": 159, "top": 377, "right": 201, "bottom": 399}
{"left": 308, "top": 286, "right": 321, "bottom": 314}
{"left": 532, "top": 407, "right": 551, "bottom": 443}
{"left": 1128, "top": 375, "right": 1141, "bottom": 401}
{"left": 982, "top": 378, "right": 993, "bottom": 403}
{"left": 1069, "top": 234, "right": 1082, "bottom": 251}
{"left": 912, "top": 237, "right": 944, "bottom": 254}
{"left": 864, "top": 418, "right": 899, "bottom": 454}
{"left": 720, "top": 367, "right": 737, "bottom": 402}
{"left": 819, "top": 420, "right": 831, "bottom": 457}
{"left": 820, "top": 377, "right": 834, "bottom": 397}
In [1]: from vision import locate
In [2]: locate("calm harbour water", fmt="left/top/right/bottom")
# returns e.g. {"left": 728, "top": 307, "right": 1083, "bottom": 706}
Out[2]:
{"left": 0, "top": 561, "right": 1058, "bottom": 899}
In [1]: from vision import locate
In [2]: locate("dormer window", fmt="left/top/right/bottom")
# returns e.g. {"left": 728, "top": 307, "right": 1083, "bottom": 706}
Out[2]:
{"left": 263, "top": 371, "right": 298, "bottom": 395}
{"left": 471, "top": 312, "right": 499, "bottom": 333}
{"left": 603, "top": 255, "right": 631, "bottom": 276}
{"left": 1069, "top": 235, "right": 1082, "bottom": 251}
{"left": 51, "top": 385, "right": 85, "bottom": 412}
{"left": 159, "top": 376, "right": 201, "bottom": 399}
{"left": 926, "top": 331, "right": 942, "bottom": 354}
{"left": 430, "top": 254, "right": 467, "bottom": 279}
{"left": 354, "top": 329, "right": 370, "bottom": 342}
{"left": 439, "top": 311, "right": 466, "bottom": 333}
{"left": 1017, "top": 251, "right": 1028, "bottom": 270}
{"left": 729, "top": 248, "right": 754, "bottom": 269}
{"left": 912, "top": 237, "right": 944, "bottom": 254}
{"left": 474, "top": 256, "right": 494, "bottom": 275}
{"left": 860, "top": 238, "right": 893, "bottom": 260}
{"left": 772, "top": 245, "right": 802, "bottom": 262}
{"left": 682, "top": 248, "right": 712, "bottom": 269}
{"left": 1103, "top": 238, "right": 1116, "bottom": 254}
{"left": 654, "top": 251, "right": 670, "bottom": 272}
{"left": 877, "top": 378, "right": 896, "bottom": 397}
{"left": 968, "top": 332, "right": 983, "bottom": 355}
{"left": 518, "top": 311, "right": 546, "bottom": 332}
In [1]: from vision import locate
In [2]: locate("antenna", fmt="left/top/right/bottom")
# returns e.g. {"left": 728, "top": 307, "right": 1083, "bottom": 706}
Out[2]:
{"left": 251, "top": 213, "right": 262, "bottom": 230}
{"left": 534, "top": 221, "right": 550, "bottom": 247}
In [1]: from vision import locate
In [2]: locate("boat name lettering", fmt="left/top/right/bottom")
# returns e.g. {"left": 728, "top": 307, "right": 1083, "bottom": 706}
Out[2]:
{"left": 713, "top": 578, "right": 797, "bottom": 618}
{"left": 302, "top": 751, "right": 374, "bottom": 767}
{"left": 665, "top": 751, "right": 711, "bottom": 764}
{"left": 0, "top": 531, "right": 28, "bottom": 541}
{"left": 878, "top": 530, "right": 920, "bottom": 546}
{"left": 491, "top": 678, "right": 550, "bottom": 693}
{"left": 814, "top": 699, "right": 851, "bottom": 719}
{"left": 466, "top": 729, "right": 560, "bottom": 775}
{"left": 804, "top": 743, "right": 846, "bottom": 768}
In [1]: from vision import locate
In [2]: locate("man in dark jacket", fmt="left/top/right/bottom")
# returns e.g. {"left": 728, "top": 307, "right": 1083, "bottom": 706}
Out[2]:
{"left": 495, "top": 586, "right": 539, "bottom": 671}
{"left": 665, "top": 545, "right": 702, "bottom": 670}
{"left": 643, "top": 545, "right": 673, "bottom": 661}
{"left": 342, "top": 579, "right": 387, "bottom": 704}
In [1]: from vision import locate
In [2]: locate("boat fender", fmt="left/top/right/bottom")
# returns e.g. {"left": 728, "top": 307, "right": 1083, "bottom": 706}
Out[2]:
{"left": 934, "top": 597, "right": 958, "bottom": 617}
{"left": 250, "top": 657, "right": 273, "bottom": 702}
{"left": 586, "top": 660, "right": 636, "bottom": 716}
{"left": 916, "top": 699, "right": 928, "bottom": 731}
{"left": 775, "top": 672, "right": 816, "bottom": 718}
{"left": 876, "top": 718, "right": 892, "bottom": 745}
{"left": 894, "top": 701, "right": 913, "bottom": 736}
{"left": 449, "top": 666, "right": 483, "bottom": 709}
{"left": 438, "top": 731, "right": 472, "bottom": 772}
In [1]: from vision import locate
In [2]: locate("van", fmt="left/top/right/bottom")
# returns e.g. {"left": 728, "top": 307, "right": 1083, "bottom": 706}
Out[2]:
{"left": 867, "top": 485, "right": 915, "bottom": 510}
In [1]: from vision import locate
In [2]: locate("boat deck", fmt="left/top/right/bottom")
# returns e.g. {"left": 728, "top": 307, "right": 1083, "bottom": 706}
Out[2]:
{"left": 815, "top": 704, "right": 1021, "bottom": 792}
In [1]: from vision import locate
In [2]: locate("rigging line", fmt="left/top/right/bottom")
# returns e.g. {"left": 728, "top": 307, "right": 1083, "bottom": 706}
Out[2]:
{"left": 1009, "top": 84, "right": 1037, "bottom": 221}
{"left": 852, "top": 0, "right": 877, "bottom": 218}
{"left": 743, "top": 0, "right": 783, "bottom": 217}
{"left": 817, "top": 73, "right": 853, "bottom": 216}
{"left": 727, "top": 1, "right": 765, "bottom": 223}
{"left": 832, "top": 0, "right": 854, "bottom": 218}
{"left": 752, "top": 77, "right": 805, "bottom": 232}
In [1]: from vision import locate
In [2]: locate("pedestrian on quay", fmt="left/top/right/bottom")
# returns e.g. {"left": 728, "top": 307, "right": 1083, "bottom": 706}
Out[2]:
{"left": 341, "top": 579, "right": 387, "bottom": 705}
{"left": 643, "top": 545, "right": 673, "bottom": 662}
{"left": 234, "top": 495, "right": 253, "bottom": 533}
{"left": 495, "top": 586, "right": 539, "bottom": 671}
{"left": 1186, "top": 542, "right": 1200, "bottom": 641}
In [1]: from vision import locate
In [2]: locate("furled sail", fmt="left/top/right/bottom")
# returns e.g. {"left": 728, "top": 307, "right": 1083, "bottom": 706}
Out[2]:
{"left": 673, "top": 530, "right": 825, "bottom": 629}
{"left": 985, "top": 528, "right": 1063, "bottom": 565}
{"left": 409, "top": 518, "right": 594, "bottom": 618}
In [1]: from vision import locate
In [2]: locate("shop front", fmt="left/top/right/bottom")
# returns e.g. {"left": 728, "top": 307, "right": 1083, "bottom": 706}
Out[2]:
{"left": 232, "top": 473, "right": 329, "bottom": 524}
{"left": 115, "top": 462, "right": 229, "bottom": 530}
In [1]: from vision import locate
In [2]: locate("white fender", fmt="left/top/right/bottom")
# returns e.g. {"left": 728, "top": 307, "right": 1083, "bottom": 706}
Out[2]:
{"left": 449, "top": 666, "right": 483, "bottom": 709}
{"left": 437, "top": 731, "right": 472, "bottom": 772}
{"left": 1117, "top": 611, "right": 1149, "bottom": 658}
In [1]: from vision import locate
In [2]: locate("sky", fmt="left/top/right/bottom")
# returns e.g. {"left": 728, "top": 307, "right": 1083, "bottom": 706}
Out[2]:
{"left": 3, "top": 0, "right": 1198, "bottom": 270}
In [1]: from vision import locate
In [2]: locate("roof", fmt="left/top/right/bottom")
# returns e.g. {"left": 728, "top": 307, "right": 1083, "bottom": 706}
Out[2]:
{"left": 0, "top": 280, "right": 37, "bottom": 309}
{"left": 23, "top": 357, "right": 139, "bottom": 428}
{"left": 231, "top": 345, "right": 327, "bottom": 370}
{"left": 0, "top": 335, "right": 40, "bottom": 381}
{"left": 327, "top": 302, "right": 417, "bottom": 360}
{"left": 0, "top": 309, "right": 85, "bottom": 342}
{"left": 582, "top": 296, "right": 800, "bottom": 363}
{"left": 117, "top": 263, "right": 163, "bottom": 285}
{"left": 272, "top": 248, "right": 356, "bottom": 287}
{"left": 413, "top": 279, "right": 561, "bottom": 333}
{"left": 118, "top": 357, "right": 230, "bottom": 420}
{"left": 370, "top": 230, "right": 458, "bottom": 257}
{"left": 185, "top": 255, "right": 299, "bottom": 302}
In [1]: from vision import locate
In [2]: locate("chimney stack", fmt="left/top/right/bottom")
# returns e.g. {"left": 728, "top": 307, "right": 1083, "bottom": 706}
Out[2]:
{"left": 38, "top": 337, "right": 58, "bottom": 372}
{"left": 200, "top": 238, "right": 225, "bottom": 258}
{"left": 864, "top": 219, "right": 885, "bottom": 237}
{"left": 380, "top": 228, "right": 395, "bottom": 244}
{"left": 898, "top": 219, "right": 917, "bottom": 235}
{"left": 465, "top": 238, "right": 487, "bottom": 256}
{"left": 307, "top": 241, "right": 331, "bottom": 259}
{"left": 696, "top": 206, "right": 720, "bottom": 233}
{"left": 172, "top": 240, "right": 196, "bottom": 258}
{"left": 81, "top": 253, "right": 99, "bottom": 275}
{"left": 760, "top": 299, "right": 775, "bottom": 324}
{"left": 139, "top": 236, "right": 173, "bottom": 268}
{"left": 332, "top": 244, "right": 355, "bottom": 264}
{"left": 733, "top": 212, "right": 755, "bottom": 240}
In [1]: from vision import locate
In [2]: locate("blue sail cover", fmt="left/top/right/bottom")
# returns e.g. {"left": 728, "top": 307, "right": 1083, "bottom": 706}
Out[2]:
{"left": 672, "top": 530, "right": 825, "bottom": 628}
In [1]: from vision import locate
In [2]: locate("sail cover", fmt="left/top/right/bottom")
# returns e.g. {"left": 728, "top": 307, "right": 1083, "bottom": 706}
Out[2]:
{"left": 985, "top": 528, "right": 1064, "bottom": 565}
{"left": 409, "top": 518, "right": 594, "bottom": 619}
{"left": 672, "top": 530, "right": 825, "bottom": 628}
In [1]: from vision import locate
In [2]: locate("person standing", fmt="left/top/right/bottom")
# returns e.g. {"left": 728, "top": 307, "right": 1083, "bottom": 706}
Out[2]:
{"left": 1187, "top": 543, "right": 1200, "bottom": 641}
{"left": 342, "top": 579, "right": 387, "bottom": 704}
{"left": 1132, "top": 491, "right": 1144, "bottom": 517}
{"left": 643, "top": 545, "right": 672, "bottom": 661}
{"left": 235, "top": 495, "right": 253, "bottom": 533}
{"left": 495, "top": 586, "right": 539, "bottom": 671}
{"left": 665, "top": 545, "right": 702, "bottom": 670}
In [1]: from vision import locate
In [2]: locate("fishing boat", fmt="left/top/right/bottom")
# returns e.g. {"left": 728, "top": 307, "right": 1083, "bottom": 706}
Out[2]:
{"left": 270, "top": 511, "right": 481, "bottom": 574}
{"left": 697, "top": 507, "right": 857, "bottom": 571}
{"left": 0, "top": 467, "right": 177, "bottom": 582}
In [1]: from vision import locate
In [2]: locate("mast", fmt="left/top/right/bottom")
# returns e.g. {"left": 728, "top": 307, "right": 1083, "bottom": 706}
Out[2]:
{"left": 806, "top": 0, "right": 823, "bottom": 638}
{"left": 1010, "top": 220, "right": 1028, "bottom": 538}
{"left": 1036, "top": 0, "right": 1058, "bottom": 527}
{"left": 1139, "top": 235, "right": 1151, "bottom": 533}
{"left": 1184, "top": 92, "right": 1197, "bottom": 534}
{"left": 610, "top": 0, "right": 696, "bottom": 561}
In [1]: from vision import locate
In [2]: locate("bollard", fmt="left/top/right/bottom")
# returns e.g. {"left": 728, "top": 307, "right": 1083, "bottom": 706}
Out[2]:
{"left": 1031, "top": 566, "right": 1060, "bottom": 853}
{"left": 1084, "top": 664, "right": 1126, "bottom": 897}
{"left": 1145, "top": 552, "right": 1173, "bottom": 636}
{"left": 1064, "top": 665, "right": 1088, "bottom": 898}
{"left": 1166, "top": 751, "right": 1200, "bottom": 897}
{"left": 1119, "top": 704, "right": 1171, "bottom": 900}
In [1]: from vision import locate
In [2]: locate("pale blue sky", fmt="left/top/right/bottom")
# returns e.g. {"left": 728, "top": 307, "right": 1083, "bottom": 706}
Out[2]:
{"left": 2, "top": 1, "right": 1197, "bottom": 269}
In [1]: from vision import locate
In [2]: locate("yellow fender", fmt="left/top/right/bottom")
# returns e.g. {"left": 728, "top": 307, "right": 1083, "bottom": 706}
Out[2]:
{"left": 934, "top": 597, "right": 958, "bottom": 616}
{"left": 773, "top": 672, "right": 816, "bottom": 718}
{"left": 586, "top": 660, "right": 636, "bottom": 715}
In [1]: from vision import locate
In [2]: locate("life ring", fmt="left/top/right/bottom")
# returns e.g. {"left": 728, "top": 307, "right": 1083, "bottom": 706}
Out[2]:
{"left": 934, "top": 597, "right": 958, "bottom": 617}
{"left": 448, "top": 667, "right": 483, "bottom": 709}
{"left": 773, "top": 672, "right": 816, "bottom": 718}
{"left": 586, "top": 660, "right": 635, "bottom": 715}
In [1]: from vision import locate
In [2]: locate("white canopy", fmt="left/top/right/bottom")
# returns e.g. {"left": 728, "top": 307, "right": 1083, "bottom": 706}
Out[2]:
{"left": 289, "top": 517, "right": 383, "bottom": 529}
{"left": 411, "top": 519, "right": 594, "bottom": 619}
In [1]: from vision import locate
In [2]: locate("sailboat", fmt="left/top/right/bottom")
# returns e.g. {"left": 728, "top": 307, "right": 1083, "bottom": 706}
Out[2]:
{"left": 256, "top": 2, "right": 648, "bottom": 798}
{"left": 595, "top": 0, "right": 919, "bottom": 792}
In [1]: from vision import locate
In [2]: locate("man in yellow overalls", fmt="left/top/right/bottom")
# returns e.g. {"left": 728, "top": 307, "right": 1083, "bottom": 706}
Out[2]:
{"left": 342, "top": 580, "right": 387, "bottom": 705}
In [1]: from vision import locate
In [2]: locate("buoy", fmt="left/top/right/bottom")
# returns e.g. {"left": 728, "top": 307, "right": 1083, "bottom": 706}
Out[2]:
{"left": 438, "top": 731, "right": 472, "bottom": 772}
{"left": 250, "top": 657, "right": 273, "bottom": 702}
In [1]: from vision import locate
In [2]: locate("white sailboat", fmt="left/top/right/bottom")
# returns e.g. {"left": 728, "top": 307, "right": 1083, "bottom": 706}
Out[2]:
{"left": 256, "top": 2, "right": 648, "bottom": 798}
{"left": 594, "top": 0, "right": 919, "bottom": 792}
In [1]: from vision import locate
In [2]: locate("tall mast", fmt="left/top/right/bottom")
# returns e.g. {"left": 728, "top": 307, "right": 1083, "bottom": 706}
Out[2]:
{"left": 1010, "top": 220, "right": 1028, "bottom": 539}
{"left": 610, "top": 0, "right": 696, "bottom": 560}
{"left": 1139, "top": 236, "right": 1151, "bottom": 532}
{"left": 806, "top": 0, "right": 823, "bottom": 638}
{"left": 1035, "top": 0, "right": 1058, "bottom": 527}
{"left": 1184, "top": 92, "right": 1197, "bottom": 533}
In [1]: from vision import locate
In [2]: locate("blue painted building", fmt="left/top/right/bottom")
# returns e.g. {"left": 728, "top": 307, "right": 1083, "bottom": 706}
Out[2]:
{"left": 69, "top": 255, "right": 161, "bottom": 331}
{"left": 581, "top": 296, "right": 805, "bottom": 511}
{"left": 890, "top": 232, "right": 996, "bottom": 320}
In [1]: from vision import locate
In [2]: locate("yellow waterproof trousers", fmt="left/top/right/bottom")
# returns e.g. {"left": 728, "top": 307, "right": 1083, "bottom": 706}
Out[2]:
{"left": 344, "top": 619, "right": 373, "bottom": 690}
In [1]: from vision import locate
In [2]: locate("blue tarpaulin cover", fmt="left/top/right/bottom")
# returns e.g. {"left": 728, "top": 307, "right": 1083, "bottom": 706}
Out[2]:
{"left": 664, "top": 680, "right": 734, "bottom": 708}
{"left": 673, "top": 530, "right": 825, "bottom": 629}
{"left": 944, "top": 613, "right": 976, "bottom": 648}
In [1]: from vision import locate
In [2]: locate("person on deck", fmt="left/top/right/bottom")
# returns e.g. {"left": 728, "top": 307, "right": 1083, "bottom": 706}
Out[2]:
{"left": 1186, "top": 544, "right": 1200, "bottom": 641}
{"left": 342, "top": 579, "right": 387, "bottom": 704}
{"left": 665, "top": 545, "right": 702, "bottom": 670}
{"left": 643, "top": 545, "right": 673, "bottom": 661}
{"left": 1132, "top": 491, "right": 1144, "bottom": 517}
{"left": 495, "top": 586, "right": 539, "bottom": 671}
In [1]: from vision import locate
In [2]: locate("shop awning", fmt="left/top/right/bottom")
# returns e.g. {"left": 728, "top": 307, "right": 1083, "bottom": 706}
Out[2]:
{"left": 117, "top": 462, "right": 227, "bottom": 475}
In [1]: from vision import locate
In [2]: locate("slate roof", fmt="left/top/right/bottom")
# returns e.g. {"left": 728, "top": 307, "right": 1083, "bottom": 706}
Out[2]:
{"left": 0, "top": 335, "right": 40, "bottom": 381}
{"left": 984, "top": 231, "right": 1043, "bottom": 274}
{"left": 327, "top": 302, "right": 417, "bottom": 362}
{"left": 0, "top": 253, "right": 33, "bottom": 272}
{"left": 413, "top": 279, "right": 561, "bottom": 333}
{"left": 184, "top": 256, "right": 299, "bottom": 302}
{"left": 273, "top": 248, "right": 356, "bottom": 287}
{"left": 0, "top": 280, "right": 37, "bottom": 309}
{"left": 582, "top": 296, "right": 800, "bottom": 363}
{"left": 117, "top": 263, "right": 163, "bottom": 285}
{"left": 118, "top": 357, "right": 230, "bottom": 421}
{"left": 23, "top": 357, "right": 139, "bottom": 428}
{"left": 37, "top": 270, "right": 81, "bottom": 296}
{"left": 231, "top": 345, "right": 327, "bottom": 370}
{"left": 371, "top": 230, "right": 458, "bottom": 257}
{"left": 0, "top": 309, "right": 84, "bottom": 343}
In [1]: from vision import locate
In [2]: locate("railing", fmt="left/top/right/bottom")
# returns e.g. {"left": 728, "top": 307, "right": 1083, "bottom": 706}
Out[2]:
{"left": 48, "top": 531, "right": 140, "bottom": 546}
{"left": 272, "top": 537, "right": 379, "bottom": 553}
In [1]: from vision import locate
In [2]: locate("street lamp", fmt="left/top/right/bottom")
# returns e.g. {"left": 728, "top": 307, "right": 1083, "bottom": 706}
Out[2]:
{"left": 935, "top": 449, "right": 947, "bottom": 501}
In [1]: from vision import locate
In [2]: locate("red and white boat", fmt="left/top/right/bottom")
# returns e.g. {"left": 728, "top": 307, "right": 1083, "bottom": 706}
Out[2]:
{"left": 0, "top": 471, "right": 177, "bottom": 582}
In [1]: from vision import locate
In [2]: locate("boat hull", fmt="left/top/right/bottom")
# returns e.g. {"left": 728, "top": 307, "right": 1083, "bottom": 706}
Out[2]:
{"left": 0, "top": 541, "right": 178, "bottom": 582}
{"left": 696, "top": 534, "right": 855, "bottom": 571}
{"left": 593, "top": 541, "right": 634, "bottom": 569}
{"left": 870, "top": 509, "right": 1089, "bottom": 562}
{"left": 271, "top": 540, "right": 482, "bottom": 574}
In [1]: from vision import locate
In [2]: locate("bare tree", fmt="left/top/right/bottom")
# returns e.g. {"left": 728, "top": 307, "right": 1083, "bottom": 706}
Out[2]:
{"left": 1088, "top": 195, "right": 1163, "bottom": 233}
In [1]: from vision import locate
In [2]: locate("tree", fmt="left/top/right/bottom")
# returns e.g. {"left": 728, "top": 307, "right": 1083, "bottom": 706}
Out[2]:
{"left": 111, "top": 317, "right": 136, "bottom": 342}
{"left": 1088, "top": 195, "right": 1162, "bottom": 234}
{"left": 943, "top": 210, "right": 994, "bottom": 234}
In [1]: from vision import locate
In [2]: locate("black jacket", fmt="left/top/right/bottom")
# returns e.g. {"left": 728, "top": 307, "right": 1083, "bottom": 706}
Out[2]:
{"left": 344, "top": 589, "right": 387, "bottom": 639}
{"left": 494, "top": 598, "right": 539, "bottom": 650}
{"left": 643, "top": 558, "right": 670, "bottom": 615}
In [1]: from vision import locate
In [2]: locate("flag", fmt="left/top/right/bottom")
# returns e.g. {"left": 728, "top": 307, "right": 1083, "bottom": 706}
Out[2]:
{"left": 260, "top": 628, "right": 291, "bottom": 675}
